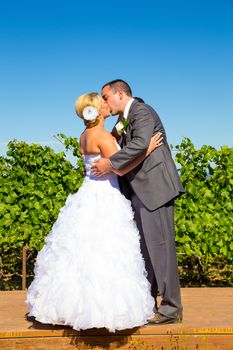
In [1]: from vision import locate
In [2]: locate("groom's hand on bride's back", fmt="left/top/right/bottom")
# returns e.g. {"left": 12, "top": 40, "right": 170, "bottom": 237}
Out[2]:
{"left": 91, "top": 158, "right": 113, "bottom": 177}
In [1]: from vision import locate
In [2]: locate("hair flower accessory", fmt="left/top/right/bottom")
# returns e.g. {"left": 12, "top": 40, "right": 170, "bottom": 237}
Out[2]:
{"left": 82, "top": 106, "right": 98, "bottom": 121}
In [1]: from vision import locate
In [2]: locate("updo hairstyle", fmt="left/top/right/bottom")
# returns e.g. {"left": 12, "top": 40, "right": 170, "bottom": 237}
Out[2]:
{"left": 75, "top": 92, "right": 102, "bottom": 128}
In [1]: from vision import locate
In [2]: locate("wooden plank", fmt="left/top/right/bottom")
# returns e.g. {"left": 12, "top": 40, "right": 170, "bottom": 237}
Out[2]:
{"left": 1, "top": 289, "right": 233, "bottom": 333}
{"left": 1, "top": 335, "right": 233, "bottom": 350}
{"left": 0, "top": 288, "right": 233, "bottom": 349}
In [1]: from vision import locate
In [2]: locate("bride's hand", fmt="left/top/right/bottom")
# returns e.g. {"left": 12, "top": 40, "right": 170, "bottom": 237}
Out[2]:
{"left": 147, "top": 132, "right": 163, "bottom": 155}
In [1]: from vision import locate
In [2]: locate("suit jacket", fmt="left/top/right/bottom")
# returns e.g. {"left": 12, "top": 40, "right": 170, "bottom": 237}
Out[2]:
{"left": 110, "top": 100, "right": 184, "bottom": 211}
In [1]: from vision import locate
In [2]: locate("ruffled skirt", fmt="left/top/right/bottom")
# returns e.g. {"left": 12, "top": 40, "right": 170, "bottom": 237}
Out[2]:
{"left": 26, "top": 176, "right": 154, "bottom": 332}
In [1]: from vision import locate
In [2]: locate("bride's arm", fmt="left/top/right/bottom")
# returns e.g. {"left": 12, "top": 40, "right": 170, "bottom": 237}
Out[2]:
{"left": 113, "top": 132, "right": 163, "bottom": 176}
{"left": 98, "top": 130, "right": 121, "bottom": 158}
{"left": 97, "top": 131, "right": 163, "bottom": 176}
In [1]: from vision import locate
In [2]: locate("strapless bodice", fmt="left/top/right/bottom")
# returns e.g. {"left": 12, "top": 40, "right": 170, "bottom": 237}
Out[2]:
{"left": 82, "top": 154, "right": 102, "bottom": 177}
{"left": 82, "top": 154, "right": 118, "bottom": 184}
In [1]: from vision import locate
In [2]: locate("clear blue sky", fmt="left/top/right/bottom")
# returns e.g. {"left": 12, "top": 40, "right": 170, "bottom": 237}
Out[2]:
{"left": 0, "top": 0, "right": 232, "bottom": 156}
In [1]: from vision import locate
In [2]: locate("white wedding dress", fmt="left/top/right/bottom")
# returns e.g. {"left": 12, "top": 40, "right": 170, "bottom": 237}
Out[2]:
{"left": 26, "top": 154, "right": 154, "bottom": 332}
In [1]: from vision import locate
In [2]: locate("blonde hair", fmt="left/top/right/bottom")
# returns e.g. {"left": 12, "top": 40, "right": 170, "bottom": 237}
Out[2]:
{"left": 75, "top": 92, "right": 102, "bottom": 128}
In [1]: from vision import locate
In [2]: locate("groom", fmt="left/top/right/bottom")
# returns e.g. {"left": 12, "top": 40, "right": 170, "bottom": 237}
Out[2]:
{"left": 92, "top": 79, "right": 184, "bottom": 324}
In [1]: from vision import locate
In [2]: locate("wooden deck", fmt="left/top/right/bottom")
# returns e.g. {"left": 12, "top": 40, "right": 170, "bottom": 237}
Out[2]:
{"left": 0, "top": 288, "right": 233, "bottom": 349}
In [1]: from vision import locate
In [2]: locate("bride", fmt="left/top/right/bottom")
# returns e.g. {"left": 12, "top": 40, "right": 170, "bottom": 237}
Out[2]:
{"left": 26, "top": 92, "right": 163, "bottom": 332}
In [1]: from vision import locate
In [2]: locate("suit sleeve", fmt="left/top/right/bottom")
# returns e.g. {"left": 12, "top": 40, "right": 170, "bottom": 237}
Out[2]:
{"left": 110, "top": 105, "right": 154, "bottom": 170}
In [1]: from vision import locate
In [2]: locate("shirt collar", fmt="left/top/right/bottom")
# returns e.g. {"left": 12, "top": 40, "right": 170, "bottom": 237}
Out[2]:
{"left": 123, "top": 98, "right": 134, "bottom": 120}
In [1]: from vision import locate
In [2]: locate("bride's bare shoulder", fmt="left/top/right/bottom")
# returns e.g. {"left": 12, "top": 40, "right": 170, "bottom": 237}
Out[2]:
{"left": 79, "top": 128, "right": 116, "bottom": 156}
{"left": 97, "top": 130, "right": 118, "bottom": 157}
{"left": 92, "top": 128, "right": 114, "bottom": 141}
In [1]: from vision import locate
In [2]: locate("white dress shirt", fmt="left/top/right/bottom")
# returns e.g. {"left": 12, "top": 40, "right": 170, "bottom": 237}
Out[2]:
{"left": 123, "top": 98, "right": 134, "bottom": 120}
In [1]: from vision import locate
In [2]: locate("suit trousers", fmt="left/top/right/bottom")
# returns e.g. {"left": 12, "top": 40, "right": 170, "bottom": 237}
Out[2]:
{"left": 131, "top": 193, "right": 182, "bottom": 319}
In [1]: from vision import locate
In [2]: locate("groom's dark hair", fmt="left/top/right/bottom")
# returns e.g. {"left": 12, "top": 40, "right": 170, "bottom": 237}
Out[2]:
{"left": 102, "top": 79, "right": 132, "bottom": 97}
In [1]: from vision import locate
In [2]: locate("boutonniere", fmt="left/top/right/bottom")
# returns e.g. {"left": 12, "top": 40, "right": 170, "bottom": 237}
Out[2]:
{"left": 115, "top": 120, "right": 129, "bottom": 136}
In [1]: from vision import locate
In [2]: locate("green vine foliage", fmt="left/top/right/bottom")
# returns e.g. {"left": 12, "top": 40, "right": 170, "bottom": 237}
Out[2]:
{"left": 0, "top": 135, "right": 84, "bottom": 288}
{"left": 173, "top": 138, "right": 233, "bottom": 284}
{"left": 0, "top": 136, "right": 232, "bottom": 289}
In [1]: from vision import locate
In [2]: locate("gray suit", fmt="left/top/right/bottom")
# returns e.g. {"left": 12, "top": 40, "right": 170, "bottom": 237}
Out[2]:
{"left": 110, "top": 100, "right": 184, "bottom": 318}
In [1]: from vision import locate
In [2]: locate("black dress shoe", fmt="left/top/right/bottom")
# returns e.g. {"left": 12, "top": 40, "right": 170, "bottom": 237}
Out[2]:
{"left": 147, "top": 312, "right": 182, "bottom": 325}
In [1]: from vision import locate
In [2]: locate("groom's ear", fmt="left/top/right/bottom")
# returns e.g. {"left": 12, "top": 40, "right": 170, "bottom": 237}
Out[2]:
{"left": 118, "top": 89, "right": 124, "bottom": 100}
